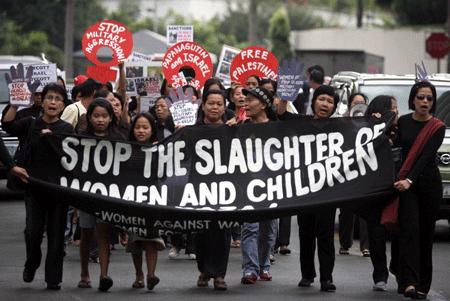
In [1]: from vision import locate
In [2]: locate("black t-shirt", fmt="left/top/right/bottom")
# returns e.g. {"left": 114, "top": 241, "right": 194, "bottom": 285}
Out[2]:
{"left": 2, "top": 116, "right": 74, "bottom": 179}
{"left": 395, "top": 113, "right": 445, "bottom": 182}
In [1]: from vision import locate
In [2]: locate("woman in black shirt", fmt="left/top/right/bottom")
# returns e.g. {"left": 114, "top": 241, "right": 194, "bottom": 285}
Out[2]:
{"left": 3, "top": 83, "right": 74, "bottom": 290}
{"left": 393, "top": 81, "right": 445, "bottom": 299}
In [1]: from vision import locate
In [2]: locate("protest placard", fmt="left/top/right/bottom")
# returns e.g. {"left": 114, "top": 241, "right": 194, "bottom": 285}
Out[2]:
{"left": 129, "top": 51, "right": 153, "bottom": 63}
{"left": 167, "top": 25, "right": 194, "bottom": 46}
{"left": 5, "top": 63, "right": 42, "bottom": 106}
{"left": 276, "top": 59, "right": 305, "bottom": 102}
{"left": 8, "top": 82, "right": 32, "bottom": 106}
{"left": 169, "top": 101, "right": 198, "bottom": 126}
{"left": 140, "top": 96, "right": 158, "bottom": 113}
{"left": 126, "top": 79, "right": 137, "bottom": 96}
{"left": 162, "top": 41, "right": 213, "bottom": 90}
{"left": 82, "top": 20, "right": 133, "bottom": 83}
{"left": 22, "top": 63, "right": 57, "bottom": 92}
{"left": 65, "top": 83, "right": 74, "bottom": 101}
{"left": 134, "top": 76, "right": 160, "bottom": 97}
{"left": 125, "top": 62, "right": 149, "bottom": 78}
{"left": 230, "top": 46, "right": 278, "bottom": 86}
{"left": 215, "top": 45, "right": 240, "bottom": 86}
{"left": 82, "top": 20, "right": 133, "bottom": 67}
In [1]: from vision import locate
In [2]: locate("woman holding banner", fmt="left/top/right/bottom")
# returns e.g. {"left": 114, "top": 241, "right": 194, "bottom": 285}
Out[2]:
{"left": 277, "top": 85, "right": 340, "bottom": 292}
{"left": 240, "top": 87, "right": 278, "bottom": 285}
{"left": 194, "top": 89, "right": 234, "bottom": 291}
{"left": 79, "top": 98, "right": 124, "bottom": 292}
{"left": 393, "top": 81, "right": 445, "bottom": 299}
{"left": 3, "top": 83, "right": 73, "bottom": 290}
{"left": 126, "top": 112, "right": 165, "bottom": 290}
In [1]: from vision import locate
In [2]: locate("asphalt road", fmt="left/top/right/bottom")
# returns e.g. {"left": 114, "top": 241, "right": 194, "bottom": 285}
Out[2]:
{"left": 0, "top": 196, "right": 449, "bottom": 301}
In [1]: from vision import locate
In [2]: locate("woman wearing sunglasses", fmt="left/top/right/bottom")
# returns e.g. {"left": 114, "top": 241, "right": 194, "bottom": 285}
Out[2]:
{"left": 392, "top": 81, "right": 445, "bottom": 299}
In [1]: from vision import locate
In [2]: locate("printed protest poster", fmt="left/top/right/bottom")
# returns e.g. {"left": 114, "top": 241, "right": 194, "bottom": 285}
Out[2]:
{"left": 162, "top": 41, "right": 213, "bottom": 90}
{"left": 125, "top": 62, "right": 149, "bottom": 79}
{"left": 5, "top": 63, "right": 44, "bottom": 106}
{"left": 276, "top": 59, "right": 305, "bottom": 102}
{"left": 167, "top": 25, "right": 194, "bottom": 46}
{"left": 215, "top": 45, "right": 240, "bottom": 86}
{"left": 129, "top": 51, "right": 153, "bottom": 63}
{"left": 65, "top": 83, "right": 74, "bottom": 101}
{"left": 169, "top": 101, "right": 198, "bottom": 125}
{"left": 25, "top": 63, "right": 57, "bottom": 92}
{"left": 230, "top": 46, "right": 279, "bottom": 86}
{"left": 126, "top": 79, "right": 137, "bottom": 96}
{"left": 167, "top": 86, "right": 197, "bottom": 125}
{"left": 8, "top": 82, "right": 32, "bottom": 106}
{"left": 134, "top": 76, "right": 160, "bottom": 97}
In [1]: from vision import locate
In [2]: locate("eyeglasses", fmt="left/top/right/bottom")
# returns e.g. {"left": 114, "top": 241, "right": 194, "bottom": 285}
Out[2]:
{"left": 415, "top": 95, "right": 434, "bottom": 101}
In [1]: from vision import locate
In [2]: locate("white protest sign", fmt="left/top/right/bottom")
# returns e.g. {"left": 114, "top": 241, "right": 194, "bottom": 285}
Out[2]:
{"left": 167, "top": 86, "right": 197, "bottom": 125}
{"left": 25, "top": 63, "right": 58, "bottom": 92}
{"left": 140, "top": 96, "right": 157, "bottom": 113}
{"left": 125, "top": 62, "right": 149, "bottom": 78}
{"left": 166, "top": 25, "right": 194, "bottom": 46}
{"left": 169, "top": 101, "right": 198, "bottom": 126}
{"left": 215, "top": 45, "right": 240, "bottom": 86}
{"left": 8, "top": 82, "right": 32, "bottom": 106}
{"left": 5, "top": 63, "right": 46, "bottom": 106}
{"left": 66, "top": 83, "right": 74, "bottom": 100}
{"left": 129, "top": 51, "right": 153, "bottom": 63}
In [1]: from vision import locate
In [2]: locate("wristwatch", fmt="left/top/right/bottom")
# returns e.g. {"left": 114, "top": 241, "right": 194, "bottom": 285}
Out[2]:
{"left": 406, "top": 178, "right": 413, "bottom": 184}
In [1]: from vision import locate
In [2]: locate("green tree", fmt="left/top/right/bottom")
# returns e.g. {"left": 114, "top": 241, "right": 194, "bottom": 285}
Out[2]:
{"left": 0, "top": 15, "right": 63, "bottom": 65}
{"left": 393, "top": 0, "right": 446, "bottom": 25}
{"left": 269, "top": 8, "right": 292, "bottom": 62}
{"left": 0, "top": 0, "right": 107, "bottom": 52}
{"left": 287, "top": 4, "right": 326, "bottom": 30}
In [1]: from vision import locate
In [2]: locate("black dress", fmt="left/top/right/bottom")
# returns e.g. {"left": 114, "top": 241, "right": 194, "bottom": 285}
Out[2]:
{"left": 394, "top": 113, "right": 445, "bottom": 294}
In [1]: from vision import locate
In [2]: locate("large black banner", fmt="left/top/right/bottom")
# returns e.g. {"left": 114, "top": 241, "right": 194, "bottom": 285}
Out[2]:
{"left": 30, "top": 117, "right": 394, "bottom": 237}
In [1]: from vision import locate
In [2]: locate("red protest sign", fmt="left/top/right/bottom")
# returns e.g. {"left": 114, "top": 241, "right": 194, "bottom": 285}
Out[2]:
{"left": 82, "top": 20, "right": 133, "bottom": 67}
{"left": 162, "top": 41, "right": 213, "bottom": 90}
{"left": 230, "top": 46, "right": 278, "bottom": 86}
{"left": 86, "top": 65, "right": 118, "bottom": 84}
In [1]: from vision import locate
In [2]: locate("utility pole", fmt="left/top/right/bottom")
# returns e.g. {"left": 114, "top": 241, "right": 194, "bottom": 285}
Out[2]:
{"left": 356, "top": 0, "right": 363, "bottom": 28}
{"left": 64, "top": 0, "right": 75, "bottom": 80}
{"left": 248, "top": 0, "right": 257, "bottom": 44}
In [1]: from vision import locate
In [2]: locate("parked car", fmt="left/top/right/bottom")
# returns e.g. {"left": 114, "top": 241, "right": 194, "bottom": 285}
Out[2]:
{"left": 0, "top": 55, "right": 44, "bottom": 179}
{"left": 330, "top": 72, "right": 450, "bottom": 224}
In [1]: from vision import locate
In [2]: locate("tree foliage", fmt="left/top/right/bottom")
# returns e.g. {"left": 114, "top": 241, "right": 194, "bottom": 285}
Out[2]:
{"left": 392, "top": 0, "right": 447, "bottom": 25}
{"left": 269, "top": 8, "right": 292, "bottom": 62}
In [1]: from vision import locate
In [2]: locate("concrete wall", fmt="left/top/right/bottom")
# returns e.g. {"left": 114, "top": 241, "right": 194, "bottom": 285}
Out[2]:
{"left": 295, "top": 50, "right": 384, "bottom": 75}
{"left": 291, "top": 28, "right": 447, "bottom": 75}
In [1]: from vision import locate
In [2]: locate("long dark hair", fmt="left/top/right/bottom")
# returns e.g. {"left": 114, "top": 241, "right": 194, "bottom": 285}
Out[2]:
{"left": 365, "top": 95, "right": 393, "bottom": 117}
{"left": 85, "top": 98, "right": 117, "bottom": 135}
{"left": 408, "top": 81, "right": 437, "bottom": 113}
{"left": 203, "top": 78, "right": 225, "bottom": 94}
{"left": 129, "top": 112, "right": 157, "bottom": 143}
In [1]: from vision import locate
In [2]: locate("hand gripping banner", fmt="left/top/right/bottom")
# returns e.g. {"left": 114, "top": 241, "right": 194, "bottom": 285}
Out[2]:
{"left": 29, "top": 117, "right": 395, "bottom": 238}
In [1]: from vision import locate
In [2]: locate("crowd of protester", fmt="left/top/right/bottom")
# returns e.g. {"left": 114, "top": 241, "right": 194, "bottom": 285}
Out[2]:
{"left": 0, "top": 62, "right": 444, "bottom": 300}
